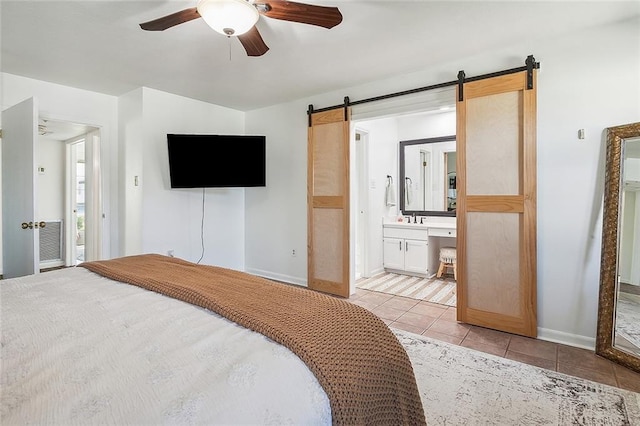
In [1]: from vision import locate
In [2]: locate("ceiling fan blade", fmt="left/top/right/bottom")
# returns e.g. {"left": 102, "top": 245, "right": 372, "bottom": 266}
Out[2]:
{"left": 238, "top": 26, "right": 270, "bottom": 57}
{"left": 139, "top": 7, "right": 201, "bottom": 31}
{"left": 258, "top": 1, "right": 343, "bottom": 29}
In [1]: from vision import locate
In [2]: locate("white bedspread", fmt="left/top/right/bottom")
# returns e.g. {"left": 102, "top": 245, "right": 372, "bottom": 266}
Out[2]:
{"left": 1, "top": 267, "right": 331, "bottom": 425}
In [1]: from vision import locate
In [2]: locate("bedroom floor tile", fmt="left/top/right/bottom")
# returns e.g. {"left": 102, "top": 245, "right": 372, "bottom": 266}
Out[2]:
{"left": 407, "top": 302, "right": 447, "bottom": 318}
{"left": 438, "top": 307, "right": 458, "bottom": 322}
{"left": 557, "top": 344, "right": 617, "bottom": 372}
{"left": 505, "top": 350, "right": 557, "bottom": 371}
{"left": 507, "top": 335, "right": 558, "bottom": 361}
{"left": 463, "top": 325, "right": 512, "bottom": 350}
{"left": 557, "top": 363, "right": 618, "bottom": 387}
{"left": 427, "top": 318, "right": 472, "bottom": 338}
{"left": 357, "top": 291, "right": 393, "bottom": 306}
{"left": 613, "top": 364, "right": 640, "bottom": 392}
{"left": 348, "top": 287, "right": 637, "bottom": 393}
{"left": 380, "top": 296, "right": 420, "bottom": 311}
{"left": 395, "top": 311, "right": 437, "bottom": 330}
{"left": 392, "top": 321, "right": 427, "bottom": 335}
{"left": 421, "top": 329, "right": 464, "bottom": 345}
{"left": 371, "top": 304, "right": 407, "bottom": 322}
{"left": 461, "top": 339, "right": 508, "bottom": 357}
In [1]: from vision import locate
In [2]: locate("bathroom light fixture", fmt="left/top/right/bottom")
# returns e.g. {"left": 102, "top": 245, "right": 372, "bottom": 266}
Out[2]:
{"left": 196, "top": 0, "right": 259, "bottom": 36}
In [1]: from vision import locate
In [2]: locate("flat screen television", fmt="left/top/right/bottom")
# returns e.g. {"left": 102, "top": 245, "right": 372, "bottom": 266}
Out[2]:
{"left": 167, "top": 134, "right": 266, "bottom": 188}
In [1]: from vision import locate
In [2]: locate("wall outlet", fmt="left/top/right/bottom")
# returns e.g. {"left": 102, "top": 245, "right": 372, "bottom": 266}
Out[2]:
{"left": 291, "top": 249, "right": 296, "bottom": 257}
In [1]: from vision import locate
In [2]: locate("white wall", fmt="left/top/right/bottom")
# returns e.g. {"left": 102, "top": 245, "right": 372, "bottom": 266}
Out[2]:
{"left": 1, "top": 73, "right": 118, "bottom": 274}
{"left": 123, "top": 87, "right": 247, "bottom": 269}
{"left": 397, "top": 110, "right": 456, "bottom": 141}
{"left": 243, "top": 101, "right": 309, "bottom": 284}
{"left": 353, "top": 116, "right": 399, "bottom": 278}
{"left": 36, "top": 137, "right": 65, "bottom": 222}
{"left": 244, "top": 16, "right": 640, "bottom": 348}
{"left": 117, "top": 88, "right": 144, "bottom": 257}
{"left": 534, "top": 16, "right": 639, "bottom": 347}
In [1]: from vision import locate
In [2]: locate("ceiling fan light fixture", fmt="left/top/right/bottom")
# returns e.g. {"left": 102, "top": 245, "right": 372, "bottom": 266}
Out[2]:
{"left": 197, "top": 0, "right": 259, "bottom": 36}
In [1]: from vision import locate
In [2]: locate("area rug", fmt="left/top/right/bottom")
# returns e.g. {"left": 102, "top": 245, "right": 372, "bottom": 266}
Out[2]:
{"left": 393, "top": 328, "right": 640, "bottom": 425}
{"left": 617, "top": 292, "right": 640, "bottom": 350}
{"left": 357, "top": 272, "right": 456, "bottom": 307}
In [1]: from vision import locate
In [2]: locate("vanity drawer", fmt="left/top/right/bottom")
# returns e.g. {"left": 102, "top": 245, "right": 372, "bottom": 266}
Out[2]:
{"left": 383, "top": 227, "right": 428, "bottom": 241}
{"left": 428, "top": 228, "right": 456, "bottom": 238}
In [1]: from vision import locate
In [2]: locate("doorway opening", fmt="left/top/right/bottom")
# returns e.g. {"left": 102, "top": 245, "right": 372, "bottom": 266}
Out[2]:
{"left": 65, "top": 128, "right": 101, "bottom": 266}
{"left": 1, "top": 98, "right": 102, "bottom": 278}
{"left": 68, "top": 139, "right": 85, "bottom": 264}
{"left": 36, "top": 119, "right": 100, "bottom": 270}
{"left": 350, "top": 89, "right": 457, "bottom": 307}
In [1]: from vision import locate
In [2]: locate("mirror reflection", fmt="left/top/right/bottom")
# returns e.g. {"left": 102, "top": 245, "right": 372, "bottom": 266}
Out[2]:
{"left": 597, "top": 122, "right": 640, "bottom": 374}
{"left": 615, "top": 135, "right": 640, "bottom": 357}
{"left": 399, "top": 135, "right": 456, "bottom": 216}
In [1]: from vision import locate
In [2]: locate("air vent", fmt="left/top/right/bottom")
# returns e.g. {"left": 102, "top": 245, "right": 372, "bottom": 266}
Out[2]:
{"left": 40, "top": 220, "right": 64, "bottom": 263}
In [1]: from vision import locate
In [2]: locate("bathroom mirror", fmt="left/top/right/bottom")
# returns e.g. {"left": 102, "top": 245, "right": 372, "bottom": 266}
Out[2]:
{"left": 399, "top": 135, "right": 456, "bottom": 217}
{"left": 596, "top": 122, "right": 640, "bottom": 374}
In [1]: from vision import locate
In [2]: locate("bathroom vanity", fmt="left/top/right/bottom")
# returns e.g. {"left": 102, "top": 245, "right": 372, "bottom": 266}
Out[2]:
{"left": 383, "top": 219, "right": 456, "bottom": 278}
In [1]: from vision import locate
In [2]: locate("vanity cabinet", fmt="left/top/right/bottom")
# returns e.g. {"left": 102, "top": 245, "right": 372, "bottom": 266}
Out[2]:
{"left": 383, "top": 227, "right": 429, "bottom": 276}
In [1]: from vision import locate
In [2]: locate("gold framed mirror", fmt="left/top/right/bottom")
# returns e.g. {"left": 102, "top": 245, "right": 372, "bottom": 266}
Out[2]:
{"left": 596, "top": 121, "right": 640, "bottom": 373}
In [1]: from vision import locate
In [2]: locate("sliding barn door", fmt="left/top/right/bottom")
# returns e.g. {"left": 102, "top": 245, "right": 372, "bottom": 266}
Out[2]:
{"left": 308, "top": 108, "right": 351, "bottom": 297}
{"left": 456, "top": 70, "right": 537, "bottom": 337}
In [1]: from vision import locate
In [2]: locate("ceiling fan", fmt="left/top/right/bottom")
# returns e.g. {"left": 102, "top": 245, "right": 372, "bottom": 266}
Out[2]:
{"left": 139, "top": 0, "right": 343, "bottom": 57}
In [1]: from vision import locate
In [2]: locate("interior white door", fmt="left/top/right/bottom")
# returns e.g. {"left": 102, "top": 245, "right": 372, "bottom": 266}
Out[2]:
{"left": 84, "top": 130, "right": 102, "bottom": 262}
{"left": 66, "top": 139, "right": 83, "bottom": 265}
{"left": 355, "top": 129, "right": 370, "bottom": 280}
{"left": 2, "top": 97, "right": 39, "bottom": 278}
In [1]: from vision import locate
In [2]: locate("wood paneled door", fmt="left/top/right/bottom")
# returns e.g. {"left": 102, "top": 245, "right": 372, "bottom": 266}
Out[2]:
{"left": 456, "top": 70, "right": 538, "bottom": 337}
{"left": 307, "top": 108, "right": 351, "bottom": 298}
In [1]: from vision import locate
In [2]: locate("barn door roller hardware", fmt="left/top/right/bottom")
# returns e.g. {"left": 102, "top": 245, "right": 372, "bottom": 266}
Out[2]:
{"left": 457, "top": 55, "right": 539, "bottom": 101}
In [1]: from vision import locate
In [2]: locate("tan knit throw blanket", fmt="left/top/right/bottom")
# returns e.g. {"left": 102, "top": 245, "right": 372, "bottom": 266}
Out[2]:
{"left": 80, "top": 254, "right": 426, "bottom": 425}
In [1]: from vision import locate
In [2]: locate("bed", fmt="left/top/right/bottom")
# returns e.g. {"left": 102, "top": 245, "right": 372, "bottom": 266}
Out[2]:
{"left": 1, "top": 254, "right": 426, "bottom": 425}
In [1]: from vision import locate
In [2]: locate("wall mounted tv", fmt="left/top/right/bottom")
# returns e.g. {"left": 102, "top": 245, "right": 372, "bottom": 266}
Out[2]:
{"left": 167, "top": 134, "right": 266, "bottom": 188}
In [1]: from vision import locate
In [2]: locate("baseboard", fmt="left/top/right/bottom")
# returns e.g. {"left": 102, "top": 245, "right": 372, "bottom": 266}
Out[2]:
{"left": 537, "top": 327, "right": 595, "bottom": 351}
{"left": 365, "top": 266, "right": 385, "bottom": 278}
{"left": 358, "top": 266, "right": 391, "bottom": 280}
{"left": 245, "top": 267, "right": 307, "bottom": 287}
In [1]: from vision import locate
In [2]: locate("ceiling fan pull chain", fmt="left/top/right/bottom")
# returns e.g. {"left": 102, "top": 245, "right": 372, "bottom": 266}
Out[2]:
{"left": 228, "top": 36, "right": 232, "bottom": 61}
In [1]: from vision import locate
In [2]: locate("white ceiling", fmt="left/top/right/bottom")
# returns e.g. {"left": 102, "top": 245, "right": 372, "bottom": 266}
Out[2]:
{"left": 2, "top": 1, "right": 639, "bottom": 112}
